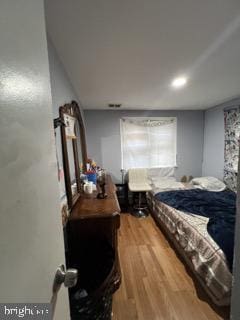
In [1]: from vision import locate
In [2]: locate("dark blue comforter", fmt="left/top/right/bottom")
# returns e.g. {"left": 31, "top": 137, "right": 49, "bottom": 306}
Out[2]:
{"left": 155, "top": 189, "right": 236, "bottom": 271}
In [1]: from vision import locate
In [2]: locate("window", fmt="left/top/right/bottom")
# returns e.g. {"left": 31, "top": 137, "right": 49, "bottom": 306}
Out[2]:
{"left": 120, "top": 117, "right": 177, "bottom": 169}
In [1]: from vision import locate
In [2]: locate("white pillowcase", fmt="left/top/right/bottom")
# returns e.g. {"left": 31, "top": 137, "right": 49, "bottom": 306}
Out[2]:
{"left": 191, "top": 176, "right": 226, "bottom": 192}
{"left": 151, "top": 176, "right": 176, "bottom": 183}
{"left": 151, "top": 177, "right": 185, "bottom": 192}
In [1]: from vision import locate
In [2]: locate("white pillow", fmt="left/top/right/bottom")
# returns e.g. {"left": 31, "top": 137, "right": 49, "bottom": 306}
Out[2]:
{"left": 151, "top": 176, "right": 176, "bottom": 182}
{"left": 191, "top": 176, "right": 226, "bottom": 192}
{"left": 152, "top": 179, "right": 185, "bottom": 193}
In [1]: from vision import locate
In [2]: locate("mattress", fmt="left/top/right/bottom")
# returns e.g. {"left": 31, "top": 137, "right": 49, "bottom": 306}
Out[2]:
{"left": 147, "top": 189, "right": 232, "bottom": 306}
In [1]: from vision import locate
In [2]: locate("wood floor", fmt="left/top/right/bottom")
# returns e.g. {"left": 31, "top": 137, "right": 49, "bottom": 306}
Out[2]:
{"left": 112, "top": 214, "right": 230, "bottom": 320}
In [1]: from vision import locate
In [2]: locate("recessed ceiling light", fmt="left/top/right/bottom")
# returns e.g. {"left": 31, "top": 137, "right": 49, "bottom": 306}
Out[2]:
{"left": 171, "top": 76, "right": 188, "bottom": 89}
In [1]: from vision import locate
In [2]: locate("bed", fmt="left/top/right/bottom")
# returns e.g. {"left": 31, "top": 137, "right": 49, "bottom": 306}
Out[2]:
{"left": 146, "top": 172, "right": 236, "bottom": 306}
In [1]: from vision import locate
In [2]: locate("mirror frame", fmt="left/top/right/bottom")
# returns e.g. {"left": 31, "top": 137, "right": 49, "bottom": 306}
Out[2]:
{"left": 59, "top": 100, "right": 87, "bottom": 210}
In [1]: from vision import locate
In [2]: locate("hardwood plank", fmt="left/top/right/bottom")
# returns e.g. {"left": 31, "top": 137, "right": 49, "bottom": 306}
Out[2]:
{"left": 119, "top": 247, "right": 136, "bottom": 300}
{"left": 142, "top": 268, "right": 176, "bottom": 320}
{"left": 112, "top": 297, "right": 138, "bottom": 320}
{"left": 112, "top": 214, "right": 230, "bottom": 320}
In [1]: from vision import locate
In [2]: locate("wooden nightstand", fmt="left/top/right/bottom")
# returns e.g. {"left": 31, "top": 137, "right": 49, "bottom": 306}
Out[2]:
{"left": 116, "top": 183, "right": 128, "bottom": 212}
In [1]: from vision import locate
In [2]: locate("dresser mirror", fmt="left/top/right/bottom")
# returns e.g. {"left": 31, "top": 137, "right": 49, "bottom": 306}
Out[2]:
{"left": 59, "top": 101, "right": 87, "bottom": 210}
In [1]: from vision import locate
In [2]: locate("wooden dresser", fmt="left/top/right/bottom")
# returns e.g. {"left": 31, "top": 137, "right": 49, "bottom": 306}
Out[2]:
{"left": 66, "top": 175, "right": 121, "bottom": 319}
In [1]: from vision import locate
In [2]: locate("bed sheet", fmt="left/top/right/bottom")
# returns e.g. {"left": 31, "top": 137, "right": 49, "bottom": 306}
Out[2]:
{"left": 147, "top": 190, "right": 232, "bottom": 306}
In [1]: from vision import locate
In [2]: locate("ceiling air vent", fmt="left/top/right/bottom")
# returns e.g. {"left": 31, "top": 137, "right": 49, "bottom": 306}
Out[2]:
{"left": 108, "top": 103, "right": 122, "bottom": 108}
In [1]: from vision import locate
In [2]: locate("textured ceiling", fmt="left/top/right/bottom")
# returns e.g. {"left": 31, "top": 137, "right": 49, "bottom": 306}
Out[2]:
{"left": 45, "top": 0, "right": 240, "bottom": 110}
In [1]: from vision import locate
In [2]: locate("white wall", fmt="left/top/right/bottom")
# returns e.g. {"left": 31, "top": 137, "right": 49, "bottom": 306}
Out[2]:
{"left": 47, "top": 38, "right": 85, "bottom": 178}
{"left": 231, "top": 154, "right": 240, "bottom": 319}
{"left": 202, "top": 97, "right": 240, "bottom": 179}
{"left": 84, "top": 110, "right": 204, "bottom": 183}
{"left": 0, "top": 1, "right": 69, "bottom": 317}
{"left": 47, "top": 38, "right": 83, "bottom": 119}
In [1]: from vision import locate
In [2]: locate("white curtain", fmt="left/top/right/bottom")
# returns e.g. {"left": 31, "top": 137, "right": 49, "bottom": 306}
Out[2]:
{"left": 121, "top": 117, "right": 177, "bottom": 170}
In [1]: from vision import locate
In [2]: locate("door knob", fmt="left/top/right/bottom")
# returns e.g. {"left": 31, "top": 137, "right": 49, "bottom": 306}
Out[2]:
{"left": 52, "top": 264, "right": 78, "bottom": 294}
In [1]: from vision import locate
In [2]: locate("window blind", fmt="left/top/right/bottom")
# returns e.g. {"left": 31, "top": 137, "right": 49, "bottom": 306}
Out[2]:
{"left": 120, "top": 117, "right": 177, "bottom": 170}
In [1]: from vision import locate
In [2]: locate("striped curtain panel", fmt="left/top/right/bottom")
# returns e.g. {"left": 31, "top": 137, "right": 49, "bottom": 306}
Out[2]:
{"left": 224, "top": 106, "right": 240, "bottom": 192}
